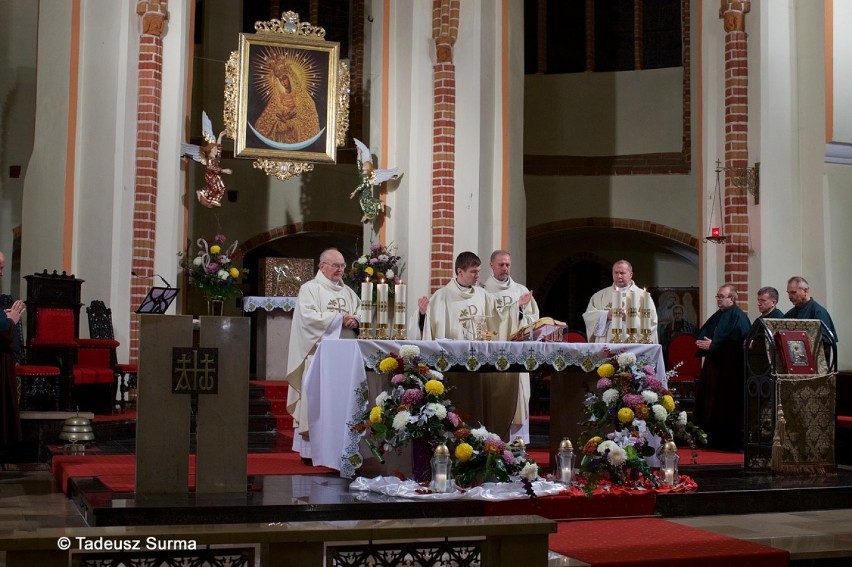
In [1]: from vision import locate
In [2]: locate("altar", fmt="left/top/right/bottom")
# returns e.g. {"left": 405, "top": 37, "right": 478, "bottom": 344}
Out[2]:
{"left": 242, "top": 296, "right": 297, "bottom": 380}
{"left": 302, "top": 339, "right": 665, "bottom": 476}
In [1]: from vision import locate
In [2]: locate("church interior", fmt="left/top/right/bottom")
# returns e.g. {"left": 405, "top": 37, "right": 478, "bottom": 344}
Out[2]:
{"left": 2, "top": 0, "right": 852, "bottom": 565}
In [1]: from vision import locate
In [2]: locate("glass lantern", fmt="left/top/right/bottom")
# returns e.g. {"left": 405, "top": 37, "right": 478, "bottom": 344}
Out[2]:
{"left": 429, "top": 443, "right": 454, "bottom": 493}
{"left": 555, "top": 437, "right": 575, "bottom": 484}
{"left": 659, "top": 440, "right": 680, "bottom": 486}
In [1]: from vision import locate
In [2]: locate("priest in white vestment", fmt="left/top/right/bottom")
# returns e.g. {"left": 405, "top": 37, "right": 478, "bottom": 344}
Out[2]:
{"left": 422, "top": 252, "right": 530, "bottom": 439}
{"left": 582, "top": 259, "right": 658, "bottom": 343}
{"left": 481, "top": 250, "right": 540, "bottom": 443}
{"left": 286, "top": 248, "right": 361, "bottom": 457}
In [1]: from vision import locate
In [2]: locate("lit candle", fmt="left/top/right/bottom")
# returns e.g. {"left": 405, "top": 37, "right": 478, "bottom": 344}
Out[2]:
{"left": 611, "top": 290, "right": 622, "bottom": 332}
{"left": 394, "top": 281, "right": 407, "bottom": 326}
{"left": 433, "top": 471, "right": 448, "bottom": 492}
{"left": 360, "top": 278, "right": 373, "bottom": 324}
{"left": 376, "top": 279, "right": 389, "bottom": 325}
{"left": 560, "top": 466, "right": 573, "bottom": 484}
{"left": 627, "top": 291, "right": 640, "bottom": 329}
{"left": 664, "top": 467, "right": 675, "bottom": 485}
{"left": 711, "top": 227, "right": 721, "bottom": 238}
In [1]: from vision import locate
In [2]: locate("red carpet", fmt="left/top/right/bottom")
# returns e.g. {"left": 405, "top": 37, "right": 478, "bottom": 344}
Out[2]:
{"left": 51, "top": 452, "right": 335, "bottom": 493}
{"left": 550, "top": 517, "right": 789, "bottom": 567}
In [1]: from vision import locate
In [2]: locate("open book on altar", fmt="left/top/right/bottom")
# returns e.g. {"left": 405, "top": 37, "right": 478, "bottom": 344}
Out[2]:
{"left": 510, "top": 316, "right": 568, "bottom": 342}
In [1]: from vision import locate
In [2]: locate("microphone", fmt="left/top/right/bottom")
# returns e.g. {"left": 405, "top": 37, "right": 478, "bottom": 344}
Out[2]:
{"left": 132, "top": 271, "right": 172, "bottom": 288}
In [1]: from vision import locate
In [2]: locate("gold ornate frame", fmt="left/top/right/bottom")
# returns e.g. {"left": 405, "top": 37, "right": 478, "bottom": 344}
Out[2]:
{"left": 224, "top": 11, "right": 350, "bottom": 180}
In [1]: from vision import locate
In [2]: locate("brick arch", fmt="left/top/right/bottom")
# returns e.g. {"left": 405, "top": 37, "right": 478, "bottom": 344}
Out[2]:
{"left": 528, "top": 217, "right": 699, "bottom": 250}
{"left": 238, "top": 221, "right": 363, "bottom": 255}
{"left": 528, "top": 217, "right": 699, "bottom": 333}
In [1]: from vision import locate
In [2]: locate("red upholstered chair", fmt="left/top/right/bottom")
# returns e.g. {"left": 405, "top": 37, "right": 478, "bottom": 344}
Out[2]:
{"left": 27, "top": 307, "right": 78, "bottom": 372}
{"left": 86, "top": 300, "right": 137, "bottom": 412}
{"left": 563, "top": 330, "right": 588, "bottom": 343}
{"left": 73, "top": 338, "right": 120, "bottom": 413}
{"left": 666, "top": 333, "right": 700, "bottom": 409}
{"left": 1, "top": 294, "right": 62, "bottom": 411}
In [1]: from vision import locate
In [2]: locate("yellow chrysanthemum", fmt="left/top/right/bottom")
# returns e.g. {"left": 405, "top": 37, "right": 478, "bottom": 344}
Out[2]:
{"left": 661, "top": 394, "right": 675, "bottom": 412}
{"left": 597, "top": 362, "right": 615, "bottom": 378}
{"left": 618, "top": 407, "right": 635, "bottom": 424}
{"left": 229, "top": 267, "right": 240, "bottom": 278}
{"left": 210, "top": 245, "right": 221, "bottom": 254}
{"left": 425, "top": 379, "right": 444, "bottom": 396}
{"left": 369, "top": 406, "right": 382, "bottom": 424}
{"left": 378, "top": 357, "right": 398, "bottom": 373}
{"left": 364, "top": 266, "right": 374, "bottom": 276}
{"left": 455, "top": 442, "right": 474, "bottom": 462}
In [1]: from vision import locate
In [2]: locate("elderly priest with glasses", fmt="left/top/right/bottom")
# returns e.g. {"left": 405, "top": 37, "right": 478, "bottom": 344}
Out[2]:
{"left": 286, "top": 248, "right": 361, "bottom": 459}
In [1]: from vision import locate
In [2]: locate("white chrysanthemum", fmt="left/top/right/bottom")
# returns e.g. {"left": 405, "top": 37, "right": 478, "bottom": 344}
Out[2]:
{"left": 399, "top": 345, "right": 420, "bottom": 360}
{"left": 641, "top": 390, "right": 658, "bottom": 404}
{"left": 429, "top": 369, "right": 444, "bottom": 381}
{"left": 375, "top": 392, "right": 388, "bottom": 406}
{"left": 471, "top": 426, "right": 489, "bottom": 440}
{"left": 597, "top": 440, "right": 618, "bottom": 454}
{"left": 602, "top": 388, "right": 620, "bottom": 404}
{"left": 378, "top": 254, "right": 389, "bottom": 262}
{"left": 426, "top": 402, "right": 447, "bottom": 420}
{"left": 386, "top": 269, "right": 395, "bottom": 279}
{"left": 677, "top": 411, "right": 688, "bottom": 426}
{"left": 520, "top": 462, "right": 539, "bottom": 481}
{"left": 617, "top": 352, "right": 637, "bottom": 367}
{"left": 357, "top": 256, "right": 368, "bottom": 265}
{"left": 607, "top": 447, "right": 628, "bottom": 466}
{"left": 652, "top": 404, "right": 668, "bottom": 421}
{"left": 192, "top": 257, "right": 204, "bottom": 266}
{"left": 217, "top": 269, "right": 229, "bottom": 280}
{"left": 392, "top": 410, "right": 411, "bottom": 431}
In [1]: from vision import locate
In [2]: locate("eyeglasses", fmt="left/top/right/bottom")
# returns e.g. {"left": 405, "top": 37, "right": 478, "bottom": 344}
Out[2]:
{"left": 715, "top": 294, "right": 731, "bottom": 299}
{"left": 322, "top": 262, "right": 346, "bottom": 269}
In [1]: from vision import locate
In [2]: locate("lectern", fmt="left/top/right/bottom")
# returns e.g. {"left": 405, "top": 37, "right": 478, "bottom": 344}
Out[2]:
{"left": 744, "top": 318, "right": 837, "bottom": 473}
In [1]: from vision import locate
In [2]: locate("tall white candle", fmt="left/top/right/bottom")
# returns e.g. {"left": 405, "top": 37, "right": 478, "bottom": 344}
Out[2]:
{"left": 394, "top": 282, "right": 407, "bottom": 326}
{"left": 611, "top": 290, "right": 623, "bottom": 332}
{"left": 360, "top": 279, "right": 373, "bottom": 324}
{"left": 641, "top": 289, "right": 651, "bottom": 331}
{"left": 376, "top": 280, "right": 389, "bottom": 325}
{"left": 627, "top": 291, "right": 640, "bottom": 329}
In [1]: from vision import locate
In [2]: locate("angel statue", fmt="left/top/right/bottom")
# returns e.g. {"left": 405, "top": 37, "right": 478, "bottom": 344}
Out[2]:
{"left": 182, "top": 111, "right": 232, "bottom": 208}
{"left": 351, "top": 138, "right": 401, "bottom": 223}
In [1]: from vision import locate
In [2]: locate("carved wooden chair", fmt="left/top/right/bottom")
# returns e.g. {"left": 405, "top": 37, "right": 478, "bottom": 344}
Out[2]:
{"left": 86, "top": 300, "right": 138, "bottom": 412}
{"left": 1, "top": 294, "right": 61, "bottom": 411}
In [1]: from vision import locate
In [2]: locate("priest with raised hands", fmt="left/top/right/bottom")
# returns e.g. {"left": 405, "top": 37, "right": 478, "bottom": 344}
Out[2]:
{"left": 286, "top": 248, "right": 361, "bottom": 458}
{"left": 481, "top": 249, "right": 540, "bottom": 442}
{"left": 419, "top": 251, "right": 531, "bottom": 439}
{"left": 583, "top": 259, "right": 658, "bottom": 343}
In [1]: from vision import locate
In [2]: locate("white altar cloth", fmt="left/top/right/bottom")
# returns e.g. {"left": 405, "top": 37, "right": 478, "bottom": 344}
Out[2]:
{"left": 350, "top": 476, "right": 567, "bottom": 500}
{"left": 242, "top": 296, "right": 297, "bottom": 312}
{"left": 302, "top": 339, "right": 665, "bottom": 476}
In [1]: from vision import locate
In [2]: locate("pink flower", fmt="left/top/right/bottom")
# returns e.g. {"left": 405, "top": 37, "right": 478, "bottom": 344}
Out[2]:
{"left": 447, "top": 412, "right": 460, "bottom": 427}
{"left": 596, "top": 378, "right": 612, "bottom": 389}
{"left": 206, "top": 262, "right": 218, "bottom": 273}
{"left": 391, "top": 373, "right": 406, "bottom": 384}
{"left": 644, "top": 377, "right": 664, "bottom": 393}
{"left": 643, "top": 365, "right": 656, "bottom": 377}
{"left": 401, "top": 389, "right": 423, "bottom": 405}
{"left": 483, "top": 437, "right": 505, "bottom": 455}
{"left": 215, "top": 233, "right": 226, "bottom": 244}
{"left": 502, "top": 450, "right": 516, "bottom": 465}
{"left": 622, "top": 393, "right": 644, "bottom": 408}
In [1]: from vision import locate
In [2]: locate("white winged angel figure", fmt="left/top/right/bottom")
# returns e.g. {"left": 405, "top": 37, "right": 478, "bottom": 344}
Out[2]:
{"left": 350, "top": 138, "right": 401, "bottom": 223}
{"left": 182, "top": 111, "right": 232, "bottom": 208}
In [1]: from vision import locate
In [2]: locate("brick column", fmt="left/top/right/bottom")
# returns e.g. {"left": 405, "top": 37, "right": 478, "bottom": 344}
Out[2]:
{"left": 719, "top": 1, "right": 750, "bottom": 311}
{"left": 129, "top": 1, "right": 168, "bottom": 363}
{"left": 430, "top": 0, "right": 459, "bottom": 293}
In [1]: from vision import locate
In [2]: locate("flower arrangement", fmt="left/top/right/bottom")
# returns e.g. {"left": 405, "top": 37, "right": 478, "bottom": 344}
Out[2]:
{"left": 578, "top": 351, "right": 706, "bottom": 495}
{"left": 452, "top": 425, "right": 539, "bottom": 487}
{"left": 343, "top": 242, "right": 404, "bottom": 295}
{"left": 178, "top": 233, "right": 247, "bottom": 301}
{"left": 355, "top": 345, "right": 459, "bottom": 459}
{"left": 352, "top": 344, "right": 539, "bottom": 490}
